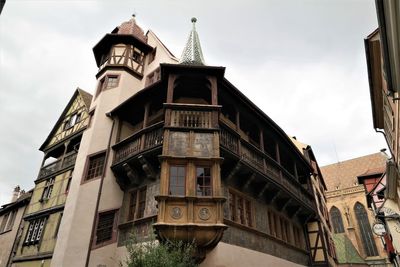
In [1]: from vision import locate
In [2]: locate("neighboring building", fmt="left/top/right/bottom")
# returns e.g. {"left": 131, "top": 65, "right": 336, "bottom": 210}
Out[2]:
{"left": 365, "top": 1, "right": 400, "bottom": 264}
{"left": 321, "top": 153, "right": 389, "bottom": 266}
{"left": 0, "top": 187, "right": 31, "bottom": 267}
{"left": 291, "top": 137, "right": 337, "bottom": 266}
{"left": 10, "top": 88, "right": 92, "bottom": 267}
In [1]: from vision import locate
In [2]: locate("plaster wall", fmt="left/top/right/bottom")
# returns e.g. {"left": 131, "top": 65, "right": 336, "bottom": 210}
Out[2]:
{"left": 0, "top": 206, "right": 25, "bottom": 267}
{"left": 201, "top": 242, "right": 306, "bottom": 267}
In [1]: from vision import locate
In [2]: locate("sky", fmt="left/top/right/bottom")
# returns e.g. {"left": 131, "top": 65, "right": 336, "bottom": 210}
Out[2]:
{"left": 0, "top": 0, "right": 386, "bottom": 206}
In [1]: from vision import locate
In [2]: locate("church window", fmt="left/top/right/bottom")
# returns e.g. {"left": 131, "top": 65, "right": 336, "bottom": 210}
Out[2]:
{"left": 330, "top": 206, "right": 345, "bottom": 233}
{"left": 354, "top": 202, "right": 378, "bottom": 256}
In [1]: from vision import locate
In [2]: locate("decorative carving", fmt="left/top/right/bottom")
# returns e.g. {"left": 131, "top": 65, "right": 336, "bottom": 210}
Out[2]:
{"left": 170, "top": 207, "right": 182, "bottom": 219}
{"left": 198, "top": 208, "right": 211, "bottom": 221}
{"left": 193, "top": 133, "right": 213, "bottom": 157}
{"left": 168, "top": 132, "right": 189, "bottom": 156}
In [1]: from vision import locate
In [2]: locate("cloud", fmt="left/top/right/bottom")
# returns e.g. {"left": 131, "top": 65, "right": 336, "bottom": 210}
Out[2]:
{"left": 0, "top": 0, "right": 383, "bottom": 204}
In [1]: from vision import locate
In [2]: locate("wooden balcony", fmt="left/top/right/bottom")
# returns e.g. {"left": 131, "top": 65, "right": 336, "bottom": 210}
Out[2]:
{"left": 165, "top": 103, "right": 220, "bottom": 130}
{"left": 219, "top": 124, "right": 314, "bottom": 210}
{"left": 113, "top": 122, "right": 164, "bottom": 165}
{"left": 38, "top": 151, "right": 77, "bottom": 180}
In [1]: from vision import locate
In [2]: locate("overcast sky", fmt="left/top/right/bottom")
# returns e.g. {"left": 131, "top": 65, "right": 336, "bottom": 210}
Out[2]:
{"left": 0, "top": 0, "right": 386, "bottom": 206}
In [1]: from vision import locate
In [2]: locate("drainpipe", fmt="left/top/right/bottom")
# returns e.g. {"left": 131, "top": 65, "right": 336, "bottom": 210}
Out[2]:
{"left": 375, "top": 128, "right": 394, "bottom": 160}
{"left": 85, "top": 113, "right": 116, "bottom": 267}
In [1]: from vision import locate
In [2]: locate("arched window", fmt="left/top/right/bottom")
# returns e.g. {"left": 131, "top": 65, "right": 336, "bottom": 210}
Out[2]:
{"left": 354, "top": 202, "right": 378, "bottom": 256}
{"left": 330, "top": 206, "right": 344, "bottom": 233}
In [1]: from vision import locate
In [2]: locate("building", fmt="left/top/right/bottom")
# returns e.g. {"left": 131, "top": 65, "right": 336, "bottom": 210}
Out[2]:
{"left": 321, "top": 153, "right": 389, "bottom": 266}
{"left": 9, "top": 88, "right": 92, "bottom": 267}
{"left": 6, "top": 17, "right": 331, "bottom": 266}
{"left": 365, "top": 0, "right": 400, "bottom": 263}
{"left": 0, "top": 187, "right": 31, "bottom": 267}
{"left": 291, "top": 137, "right": 337, "bottom": 266}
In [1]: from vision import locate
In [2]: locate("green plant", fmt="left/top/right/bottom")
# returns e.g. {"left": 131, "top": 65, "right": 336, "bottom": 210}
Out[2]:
{"left": 122, "top": 228, "right": 198, "bottom": 267}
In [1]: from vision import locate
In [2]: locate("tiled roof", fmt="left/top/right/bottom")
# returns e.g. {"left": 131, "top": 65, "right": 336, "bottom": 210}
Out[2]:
{"left": 117, "top": 17, "right": 148, "bottom": 43}
{"left": 332, "top": 233, "right": 366, "bottom": 264}
{"left": 320, "top": 153, "right": 386, "bottom": 191}
{"left": 78, "top": 88, "right": 93, "bottom": 108}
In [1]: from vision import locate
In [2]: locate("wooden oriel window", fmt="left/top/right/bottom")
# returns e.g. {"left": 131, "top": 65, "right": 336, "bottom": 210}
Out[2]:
{"left": 128, "top": 187, "right": 147, "bottom": 221}
{"left": 169, "top": 166, "right": 185, "bottom": 196}
{"left": 84, "top": 152, "right": 106, "bottom": 181}
{"left": 41, "top": 177, "right": 55, "bottom": 201}
{"left": 196, "top": 167, "right": 212, "bottom": 196}
{"left": 95, "top": 210, "right": 117, "bottom": 245}
{"left": 24, "top": 217, "right": 46, "bottom": 245}
{"left": 228, "top": 189, "right": 253, "bottom": 227}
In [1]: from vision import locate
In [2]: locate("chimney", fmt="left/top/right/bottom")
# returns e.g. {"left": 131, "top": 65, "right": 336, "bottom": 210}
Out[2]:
{"left": 11, "top": 185, "right": 20, "bottom": 202}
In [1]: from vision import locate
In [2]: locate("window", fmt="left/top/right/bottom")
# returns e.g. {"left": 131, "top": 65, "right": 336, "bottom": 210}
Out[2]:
{"left": 354, "top": 202, "right": 378, "bottom": 256}
{"left": 41, "top": 177, "right": 55, "bottom": 201}
{"left": 105, "top": 75, "right": 119, "bottom": 89}
{"left": 228, "top": 189, "right": 253, "bottom": 227}
{"left": 128, "top": 187, "right": 147, "bottom": 221}
{"left": 132, "top": 51, "right": 142, "bottom": 63}
{"left": 84, "top": 152, "right": 106, "bottom": 181}
{"left": 64, "top": 113, "right": 81, "bottom": 130}
{"left": 196, "top": 167, "right": 212, "bottom": 196}
{"left": 24, "top": 217, "right": 46, "bottom": 245}
{"left": 169, "top": 166, "right": 185, "bottom": 196}
{"left": 95, "top": 210, "right": 117, "bottom": 245}
{"left": 330, "top": 206, "right": 345, "bottom": 233}
{"left": 145, "top": 67, "right": 161, "bottom": 87}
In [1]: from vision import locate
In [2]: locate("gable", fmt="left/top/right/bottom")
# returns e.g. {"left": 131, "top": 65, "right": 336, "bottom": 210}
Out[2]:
{"left": 41, "top": 89, "right": 92, "bottom": 151}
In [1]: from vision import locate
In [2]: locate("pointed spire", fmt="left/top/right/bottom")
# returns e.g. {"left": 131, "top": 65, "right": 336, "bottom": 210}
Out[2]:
{"left": 179, "top": 17, "right": 205, "bottom": 65}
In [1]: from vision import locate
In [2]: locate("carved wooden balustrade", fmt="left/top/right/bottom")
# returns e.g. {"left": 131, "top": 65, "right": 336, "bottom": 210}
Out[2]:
{"left": 165, "top": 103, "right": 220, "bottom": 129}
{"left": 219, "top": 124, "right": 314, "bottom": 209}
{"left": 38, "top": 151, "right": 77, "bottom": 179}
{"left": 113, "top": 123, "right": 164, "bottom": 164}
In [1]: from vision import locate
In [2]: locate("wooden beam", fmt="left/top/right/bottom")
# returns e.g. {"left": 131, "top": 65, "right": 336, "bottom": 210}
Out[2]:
{"left": 276, "top": 198, "right": 291, "bottom": 212}
{"left": 242, "top": 173, "right": 256, "bottom": 191}
{"left": 122, "top": 163, "right": 140, "bottom": 185}
{"left": 266, "top": 189, "right": 281, "bottom": 204}
{"left": 257, "top": 183, "right": 270, "bottom": 200}
{"left": 226, "top": 161, "right": 242, "bottom": 183}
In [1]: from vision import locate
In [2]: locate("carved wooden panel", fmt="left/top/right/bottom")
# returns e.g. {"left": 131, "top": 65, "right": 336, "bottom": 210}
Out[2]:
{"left": 193, "top": 133, "right": 213, "bottom": 157}
{"left": 168, "top": 132, "right": 189, "bottom": 156}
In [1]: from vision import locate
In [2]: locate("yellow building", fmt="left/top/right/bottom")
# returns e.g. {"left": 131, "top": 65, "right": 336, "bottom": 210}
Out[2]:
{"left": 10, "top": 89, "right": 92, "bottom": 267}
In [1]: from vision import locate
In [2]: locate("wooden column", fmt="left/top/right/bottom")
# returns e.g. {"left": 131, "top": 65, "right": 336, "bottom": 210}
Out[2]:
{"left": 208, "top": 76, "right": 218, "bottom": 105}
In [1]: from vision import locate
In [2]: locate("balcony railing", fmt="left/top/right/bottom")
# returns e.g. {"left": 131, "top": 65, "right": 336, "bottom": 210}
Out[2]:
{"left": 38, "top": 151, "right": 77, "bottom": 179}
{"left": 170, "top": 110, "right": 212, "bottom": 128}
{"left": 220, "top": 125, "right": 314, "bottom": 209}
{"left": 113, "top": 124, "right": 164, "bottom": 164}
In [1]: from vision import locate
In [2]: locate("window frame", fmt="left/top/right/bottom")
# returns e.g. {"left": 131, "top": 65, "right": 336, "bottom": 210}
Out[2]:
{"left": 196, "top": 166, "right": 212, "bottom": 197}
{"left": 168, "top": 165, "right": 186, "bottom": 196}
{"left": 128, "top": 187, "right": 147, "bottom": 221}
{"left": 227, "top": 188, "right": 254, "bottom": 227}
{"left": 40, "top": 177, "right": 55, "bottom": 201}
{"left": 82, "top": 150, "right": 106, "bottom": 183}
{"left": 93, "top": 209, "right": 118, "bottom": 248}
{"left": 23, "top": 217, "right": 47, "bottom": 246}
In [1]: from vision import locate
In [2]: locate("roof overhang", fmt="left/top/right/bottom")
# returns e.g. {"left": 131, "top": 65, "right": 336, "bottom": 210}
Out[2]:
{"left": 375, "top": 0, "right": 400, "bottom": 93}
{"left": 93, "top": 34, "right": 154, "bottom": 67}
{"left": 160, "top": 63, "right": 226, "bottom": 80}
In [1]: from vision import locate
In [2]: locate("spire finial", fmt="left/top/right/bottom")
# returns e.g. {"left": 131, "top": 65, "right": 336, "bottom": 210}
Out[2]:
{"left": 179, "top": 17, "right": 205, "bottom": 65}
